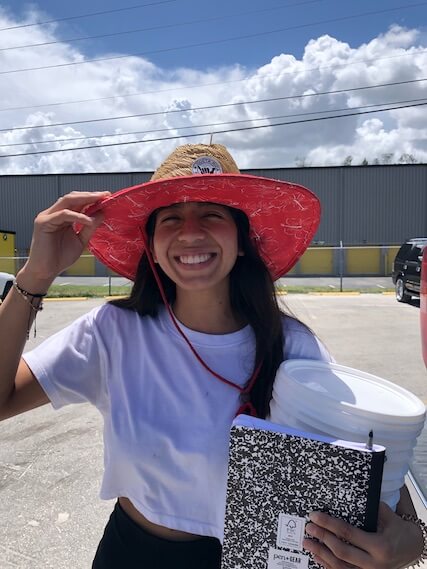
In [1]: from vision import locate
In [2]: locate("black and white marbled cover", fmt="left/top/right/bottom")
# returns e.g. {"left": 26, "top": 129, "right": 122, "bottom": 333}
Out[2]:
{"left": 221, "top": 415, "right": 385, "bottom": 569}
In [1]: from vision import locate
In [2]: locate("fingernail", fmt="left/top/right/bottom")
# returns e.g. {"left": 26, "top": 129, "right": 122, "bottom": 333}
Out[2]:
{"left": 305, "top": 523, "right": 315, "bottom": 535}
{"left": 302, "top": 538, "right": 313, "bottom": 551}
{"left": 309, "top": 512, "right": 320, "bottom": 522}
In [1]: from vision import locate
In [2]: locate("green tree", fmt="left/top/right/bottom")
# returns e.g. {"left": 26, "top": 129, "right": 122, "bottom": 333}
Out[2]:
{"left": 294, "top": 156, "right": 307, "bottom": 167}
{"left": 398, "top": 153, "right": 417, "bottom": 164}
{"left": 381, "top": 153, "right": 393, "bottom": 164}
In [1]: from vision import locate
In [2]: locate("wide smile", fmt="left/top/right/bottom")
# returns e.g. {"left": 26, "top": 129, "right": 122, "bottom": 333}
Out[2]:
{"left": 174, "top": 252, "right": 217, "bottom": 268}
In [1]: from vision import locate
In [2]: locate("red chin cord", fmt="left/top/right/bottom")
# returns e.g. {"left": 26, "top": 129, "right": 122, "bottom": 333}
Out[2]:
{"left": 140, "top": 231, "right": 261, "bottom": 417}
{"left": 235, "top": 396, "right": 258, "bottom": 418}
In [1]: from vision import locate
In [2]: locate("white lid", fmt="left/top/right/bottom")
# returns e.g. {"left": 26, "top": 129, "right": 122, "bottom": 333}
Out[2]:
{"left": 271, "top": 395, "right": 421, "bottom": 448}
{"left": 278, "top": 360, "right": 426, "bottom": 423}
{"left": 273, "top": 383, "right": 425, "bottom": 432}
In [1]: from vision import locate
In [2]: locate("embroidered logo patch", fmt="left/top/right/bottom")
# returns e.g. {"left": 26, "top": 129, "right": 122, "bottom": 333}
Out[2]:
{"left": 191, "top": 156, "right": 223, "bottom": 174}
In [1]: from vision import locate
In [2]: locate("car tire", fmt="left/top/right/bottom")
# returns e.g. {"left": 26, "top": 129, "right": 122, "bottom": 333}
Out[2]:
{"left": 396, "top": 278, "right": 411, "bottom": 303}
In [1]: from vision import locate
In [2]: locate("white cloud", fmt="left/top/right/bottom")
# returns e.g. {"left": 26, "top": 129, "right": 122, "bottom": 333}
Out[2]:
{"left": 0, "top": 9, "right": 426, "bottom": 173}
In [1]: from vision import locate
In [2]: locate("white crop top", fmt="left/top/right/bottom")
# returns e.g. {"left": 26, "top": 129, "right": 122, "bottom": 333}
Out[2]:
{"left": 23, "top": 304, "right": 332, "bottom": 541}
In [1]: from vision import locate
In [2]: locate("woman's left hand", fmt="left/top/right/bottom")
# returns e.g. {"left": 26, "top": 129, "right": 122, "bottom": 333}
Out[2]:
{"left": 303, "top": 502, "right": 422, "bottom": 568}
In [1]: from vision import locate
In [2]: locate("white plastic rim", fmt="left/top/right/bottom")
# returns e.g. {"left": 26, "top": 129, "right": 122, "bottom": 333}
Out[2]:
{"left": 269, "top": 399, "right": 420, "bottom": 452}
{"left": 269, "top": 400, "right": 321, "bottom": 433}
{"left": 271, "top": 388, "right": 425, "bottom": 441}
{"left": 279, "top": 407, "right": 420, "bottom": 451}
{"left": 382, "top": 463, "right": 410, "bottom": 482}
{"left": 387, "top": 448, "right": 415, "bottom": 463}
{"left": 273, "top": 382, "right": 425, "bottom": 431}
{"left": 381, "top": 476, "right": 406, "bottom": 493}
{"left": 277, "top": 360, "right": 426, "bottom": 423}
{"left": 381, "top": 491, "right": 400, "bottom": 511}
{"left": 272, "top": 384, "right": 425, "bottom": 433}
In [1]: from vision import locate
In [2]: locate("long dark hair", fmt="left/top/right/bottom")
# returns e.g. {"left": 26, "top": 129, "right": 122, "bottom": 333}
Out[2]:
{"left": 109, "top": 206, "right": 284, "bottom": 418}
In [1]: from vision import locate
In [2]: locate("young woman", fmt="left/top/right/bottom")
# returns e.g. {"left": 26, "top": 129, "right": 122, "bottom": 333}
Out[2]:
{"left": 0, "top": 144, "right": 424, "bottom": 568}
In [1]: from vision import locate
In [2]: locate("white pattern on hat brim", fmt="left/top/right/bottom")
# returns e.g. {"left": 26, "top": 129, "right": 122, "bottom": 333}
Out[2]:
{"left": 86, "top": 173, "right": 321, "bottom": 281}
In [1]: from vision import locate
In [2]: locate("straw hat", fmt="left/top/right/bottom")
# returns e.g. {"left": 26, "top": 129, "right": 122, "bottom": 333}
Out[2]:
{"left": 86, "top": 144, "right": 321, "bottom": 281}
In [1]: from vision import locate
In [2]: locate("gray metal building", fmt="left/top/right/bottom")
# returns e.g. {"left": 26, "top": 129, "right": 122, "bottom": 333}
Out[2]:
{"left": 1, "top": 164, "right": 426, "bottom": 253}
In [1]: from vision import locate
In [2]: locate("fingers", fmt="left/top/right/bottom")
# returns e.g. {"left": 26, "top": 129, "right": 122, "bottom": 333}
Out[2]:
{"left": 34, "top": 190, "right": 111, "bottom": 234}
{"left": 304, "top": 521, "right": 369, "bottom": 568}
{"left": 20, "top": 192, "right": 110, "bottom": 284}
{"left": 308, "top": 512, "right": 377, "bottom": 552}
{"left": 77, "top": 211, "right": 105, "bottom": 246}
{"left": 303, "top": 508, "right": 408, "bottom": 568}
{"left": 35, "top": 209, "right": 98, "bottom": 230}
{"left": 46, "top": 191, "right": 111, "bottom": 215}
{"left": 310, "top": 553, "right": 331, "bottom": 569}
{"left": 303, "top": 511, "right": 379, "bottom": 568}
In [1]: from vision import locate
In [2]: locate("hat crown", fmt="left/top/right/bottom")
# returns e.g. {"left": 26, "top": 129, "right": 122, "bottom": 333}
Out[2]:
{"left": 88, "top": 142, "right": 321, "bottom": 281}
{"left": 151, "top": 144, "right": 240, "bottom": 181}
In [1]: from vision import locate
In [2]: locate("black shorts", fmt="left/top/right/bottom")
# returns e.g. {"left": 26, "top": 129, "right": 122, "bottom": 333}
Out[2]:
{"left": 92, "top": 501, "right": 222, "bottom": 569}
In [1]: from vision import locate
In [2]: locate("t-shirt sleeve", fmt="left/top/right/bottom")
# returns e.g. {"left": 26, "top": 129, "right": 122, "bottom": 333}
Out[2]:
{"left": 283, "top": 316, "right": 334, "bottom": 363}
{"left": 268, "top": 317, "right": 335, "bottom": 422}
{"left": 22, "top": 307, "right": 108, "bottom": 411}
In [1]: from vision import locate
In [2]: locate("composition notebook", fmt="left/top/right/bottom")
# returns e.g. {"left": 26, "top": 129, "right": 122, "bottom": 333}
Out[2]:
{"left": 221, "top": 414, "right": 385, "bottom": 569}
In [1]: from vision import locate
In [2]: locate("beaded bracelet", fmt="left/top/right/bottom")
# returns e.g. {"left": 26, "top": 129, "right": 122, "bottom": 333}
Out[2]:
{"left": 13, "top": 280, "right": 46, "bottom": 340}
{"left": 400, "top": 514, "right": 427, "bottom": 568}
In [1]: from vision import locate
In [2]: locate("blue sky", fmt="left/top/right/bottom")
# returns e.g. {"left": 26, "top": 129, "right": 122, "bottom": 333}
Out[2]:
{"left": 0, "top": 1, "right": 426, "bottom": 172}
{"left": 4, "top": 0, "right": 427, "bottom": 69}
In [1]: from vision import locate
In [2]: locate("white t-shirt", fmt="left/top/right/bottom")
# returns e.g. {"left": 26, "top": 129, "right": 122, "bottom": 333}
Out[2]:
{"left": 23, "top": 303, "right": 332, "bottom": 541}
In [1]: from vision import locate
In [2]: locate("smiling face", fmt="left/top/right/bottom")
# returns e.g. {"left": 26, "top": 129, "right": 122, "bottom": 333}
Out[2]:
{"left": 151, "top": 202, "right": 241, "bottom": 296}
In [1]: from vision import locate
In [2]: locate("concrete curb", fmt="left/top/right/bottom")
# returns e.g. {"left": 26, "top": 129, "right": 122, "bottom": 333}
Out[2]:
{"left": 46, "top": 292, "right": 400, "bottom": 301}
{"left": 307, "top": 291, "right": 361, "bottom": 296}
{"left": 45, "top": 297, "right": 89, "bottom": 302}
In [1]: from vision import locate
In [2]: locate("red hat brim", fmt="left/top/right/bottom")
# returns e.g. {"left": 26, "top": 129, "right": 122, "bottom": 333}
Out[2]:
{"left": 86, "top": 173, "right": 321, "bottom": 281}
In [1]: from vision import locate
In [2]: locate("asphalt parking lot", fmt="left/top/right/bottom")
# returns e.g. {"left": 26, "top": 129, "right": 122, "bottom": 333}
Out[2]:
{"left": 1, "top": 294, "right": 426, "bottom": 568}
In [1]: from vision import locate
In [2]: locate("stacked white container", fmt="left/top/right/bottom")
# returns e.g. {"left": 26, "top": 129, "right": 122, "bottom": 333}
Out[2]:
{"left": 269, "top": 360, "right": 426, "bottom": 510}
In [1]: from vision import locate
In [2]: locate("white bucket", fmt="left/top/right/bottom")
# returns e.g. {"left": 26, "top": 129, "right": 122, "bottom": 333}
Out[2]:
{"left": 274, "top": 360, "right": 425, "bottom": 423}
{"left": 273, "top": 384, "right": 424, "bottom": 435}
{"left": 269, "top": 360, "right": 426, "bottom": 510}
{"left": 273, "top": 382, "right": 425, "bottom": 432}
{"left": 273, "top": 387, "right": 424, "bottom": 446}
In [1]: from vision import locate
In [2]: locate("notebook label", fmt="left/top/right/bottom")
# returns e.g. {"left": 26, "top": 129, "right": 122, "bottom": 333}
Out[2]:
{"left": 277, "top": 513, "right": 306, "bottom": 550}
{"left": 267, "top": 547, "right": 310, "bottom": 569}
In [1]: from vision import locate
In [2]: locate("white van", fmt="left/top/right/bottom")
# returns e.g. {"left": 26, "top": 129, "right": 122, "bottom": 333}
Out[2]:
{"left": 0, "top": 272, "right": 14, "bottom": 301}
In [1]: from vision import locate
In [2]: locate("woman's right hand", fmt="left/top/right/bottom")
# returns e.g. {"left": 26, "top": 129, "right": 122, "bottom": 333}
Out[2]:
{"left": 18, "top": 191, "right": 111, "bottom": 289}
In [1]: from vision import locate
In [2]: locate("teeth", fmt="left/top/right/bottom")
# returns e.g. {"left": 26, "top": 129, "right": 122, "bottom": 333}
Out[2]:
{"left": 179, "top": 254, "right": 212, "bottom": 265}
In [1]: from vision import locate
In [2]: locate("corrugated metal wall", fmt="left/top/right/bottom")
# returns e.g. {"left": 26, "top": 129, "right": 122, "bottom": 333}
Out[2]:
{"left": 341, "top": 166, "right": 427, "bottom": 244}
{"left": 1, "top": 165, "right": 425, "bottom": 251}
{"left": 0, "top": 175, "right": 60, "bottom": 253}
{"left": 0, "top": 172, "right": 153, "bottom": 251}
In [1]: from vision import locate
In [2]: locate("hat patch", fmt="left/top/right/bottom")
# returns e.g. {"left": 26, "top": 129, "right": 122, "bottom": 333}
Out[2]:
{"left": 192, "top": 156, "right": 223, "bottom": 175}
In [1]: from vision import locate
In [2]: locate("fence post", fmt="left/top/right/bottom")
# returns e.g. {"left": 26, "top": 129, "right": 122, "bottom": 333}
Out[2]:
{"left": 339, "top": 241, "right": 344, "bottom": 292}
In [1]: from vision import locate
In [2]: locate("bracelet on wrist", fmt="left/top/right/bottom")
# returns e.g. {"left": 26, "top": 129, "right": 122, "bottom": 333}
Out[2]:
{"left": 13, "top": 280, "right": 47, "bottom": 300}
{"left": 400, "top": 514, "right": 427, "bottom": 568}
{"left": 13, "top": 280, "right": 47, "bottom": 340}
